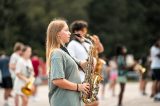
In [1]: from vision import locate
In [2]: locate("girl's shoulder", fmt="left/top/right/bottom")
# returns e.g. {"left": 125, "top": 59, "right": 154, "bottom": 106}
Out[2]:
{"left": 51, "top": 49, "right": 66, "bottom": 59}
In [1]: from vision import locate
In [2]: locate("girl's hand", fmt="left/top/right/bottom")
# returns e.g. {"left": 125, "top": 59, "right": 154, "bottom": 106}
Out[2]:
{"left": 78, "top": 83, "right": 90, "bottom": 94}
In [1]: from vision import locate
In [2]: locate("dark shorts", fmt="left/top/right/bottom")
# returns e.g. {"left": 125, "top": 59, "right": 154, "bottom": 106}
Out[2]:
{"left": 152, "top": 69, "right": 160, "bottom": 81}
{"left": 2, "top": 76, "right": 13, "bottom": 89}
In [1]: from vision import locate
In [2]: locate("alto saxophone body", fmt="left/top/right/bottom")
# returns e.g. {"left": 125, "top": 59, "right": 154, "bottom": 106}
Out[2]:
{"left": 82, "top": 35, "right": 105, "bottom": 104}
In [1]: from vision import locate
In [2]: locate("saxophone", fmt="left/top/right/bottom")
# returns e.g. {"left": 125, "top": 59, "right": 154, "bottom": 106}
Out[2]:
{"left": 82, "top": 35, "right": 104, "bottom": 104}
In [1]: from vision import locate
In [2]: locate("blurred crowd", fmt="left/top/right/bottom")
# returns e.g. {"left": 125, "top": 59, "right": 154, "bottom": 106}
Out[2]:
{"left": 99, "top": 38, "right": 160, "bottom": 105}
{"left": 0, "top": 42, "right": 47, "bottom": 106}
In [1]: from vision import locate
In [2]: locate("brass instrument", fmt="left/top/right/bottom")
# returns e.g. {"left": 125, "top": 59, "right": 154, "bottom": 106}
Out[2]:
{"left": 21, "top": 77, "right": 35, "bottom": 96}
{"left": 134, "top": 64, "right": 146, "bottom": 74}
{"left": 88, "top": 34, "right": 105, "bottom": 75}
{"left": 126, "top": 55, "right": 146, "bottom": 74}
{"left": 82, "top": 34, "right": 104, "bottom": 104}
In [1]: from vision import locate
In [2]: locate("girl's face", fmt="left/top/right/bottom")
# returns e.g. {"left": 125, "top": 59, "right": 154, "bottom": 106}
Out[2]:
{"left": 23, "top": 47, "right": 32, "bottom": 59}
{"left": 58, "top": 23, "right": 71, "bottom": 44}
{"left": 122, "top": 47, "right": 127, "bottom": 54}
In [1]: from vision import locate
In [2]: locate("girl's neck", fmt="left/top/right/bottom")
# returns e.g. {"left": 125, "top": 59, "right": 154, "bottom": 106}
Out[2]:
{"left": 60, "top": 40, "right": 65, "bottom": 47}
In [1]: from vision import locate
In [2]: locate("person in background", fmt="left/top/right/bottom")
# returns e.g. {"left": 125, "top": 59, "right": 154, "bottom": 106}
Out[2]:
{"left": 109, "top": 58, "right": 118, "bottom": 97}
{"left": 67, "top": 20, "right": 104, "bottom": 82}
{"left": 139, "top": 55, "right": 150, "bottom": 96}
{"left": 31, "top": 50, "right": 42, "bottom": 101}
{"left": 67, "top": 20, "right": 91, "bottom": 82}
{"left": 67, "top": 20, "right": 104, "bottom": 106}
{"left": 9, "top": 42, "right": 24, "bottom": 106}
{"left": 9, "top": 42, "right": 24, "bottom": 81}
{"left": 116, "top": 45, "right": 128, "bottom": 106}
{"left": 150, "top": 38, "right": 160, "bottom": 101}
{"left": 13, "top": 46, "right": 34, "bottom": 106}
{"left": 0, "top": 51, "right": 13, "bottom": 106}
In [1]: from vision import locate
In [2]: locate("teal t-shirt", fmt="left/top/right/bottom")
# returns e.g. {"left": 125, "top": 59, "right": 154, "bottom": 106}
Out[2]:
{"left": 117, "top": 55, "right": 128, "bottom": 83}
{"left": 48, "top": 49, "right": 81, "bottom": 106}
{"left": 117, "top": 55, "right": 127, "bottom": 76}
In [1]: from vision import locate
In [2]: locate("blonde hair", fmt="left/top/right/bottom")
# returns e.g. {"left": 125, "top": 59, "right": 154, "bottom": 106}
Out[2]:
{"left": 46, "top": 19, "right": 66, "bottom": 72}
{"left": 14, "top": 42, "right": 24, "bottom": 52}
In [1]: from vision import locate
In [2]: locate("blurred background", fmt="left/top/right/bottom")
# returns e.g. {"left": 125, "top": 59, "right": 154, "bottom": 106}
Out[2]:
{"left": 0, "top": 0, "right": 160, "bottom": 106}
{"left": 0, "top": 0, "right": 160, "bottom": 58}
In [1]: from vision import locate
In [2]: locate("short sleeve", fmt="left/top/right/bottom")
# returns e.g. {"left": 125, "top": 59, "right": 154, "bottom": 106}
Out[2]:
{"left": 67, "top": 42, "right": 76, "bottom": 58}
{"left": 15, "top": 60, "right": 23, "bottom": 74}
{"left": 50, "top": 53, "right": 65, "bottom": 80}
{"left": 9, "top": 55, "right": 17, "bottom": 64}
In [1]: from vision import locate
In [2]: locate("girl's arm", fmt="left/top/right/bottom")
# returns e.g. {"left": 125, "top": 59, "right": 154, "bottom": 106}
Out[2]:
{"left": 52, "top": 79, "right": 90, "bottom": 94}
{"left": 16, "top": 73, "right": 29, "bottom": 83}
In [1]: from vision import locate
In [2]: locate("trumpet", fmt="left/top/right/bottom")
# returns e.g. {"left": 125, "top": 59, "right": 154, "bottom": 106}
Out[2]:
{"left": 126, "top": 54, "right": 146, "bottom": 74}
{"left": 21, "top": 77, "right": 35, "bottom": 96}
{"left": 134, "top": 64, "right": 146, "bottom": 74}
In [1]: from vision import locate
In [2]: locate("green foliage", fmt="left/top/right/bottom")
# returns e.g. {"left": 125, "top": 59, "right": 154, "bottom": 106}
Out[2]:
{"left": 87, "top": 0, "right": 160, "bottom": 58}
{"left": 0, "top": 0, "right": 91, "bottom": 57}
{"left": 0, "top": 0, "right": 160, "bottom": 58}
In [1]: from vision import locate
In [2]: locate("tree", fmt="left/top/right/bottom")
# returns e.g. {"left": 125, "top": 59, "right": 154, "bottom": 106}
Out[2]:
{"left": 87, "top": 0, "right": 160, "bottom": 58}
{"left": 0, "top": 0, "right": 91, "bottom": 57}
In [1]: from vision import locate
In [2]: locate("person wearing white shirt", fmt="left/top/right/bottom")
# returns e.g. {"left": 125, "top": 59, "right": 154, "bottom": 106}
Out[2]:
{"left": 67, "top": 38, "right": 90, "bottom": 82}
{"left": 9, "top": 42, "right": 24, "bottom": 81}
{"left": 67, "top": 20, "right": 104, "bottom": 106}
{"left": 9, "top": 42, "right": 24, "bottom": 106}
{"left": 13, "top": 46, "right": 34, "bottom": 106}
{"left": 150, "top": 39, "right": 160, "bottom": 101}
{"left": 67, "top": 20, "right": 104, "bottom": 81}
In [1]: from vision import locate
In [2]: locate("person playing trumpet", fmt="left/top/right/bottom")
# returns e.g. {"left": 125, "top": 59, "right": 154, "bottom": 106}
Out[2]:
{"left": 13, "top": 45, "right": 34, "bottom": 106}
